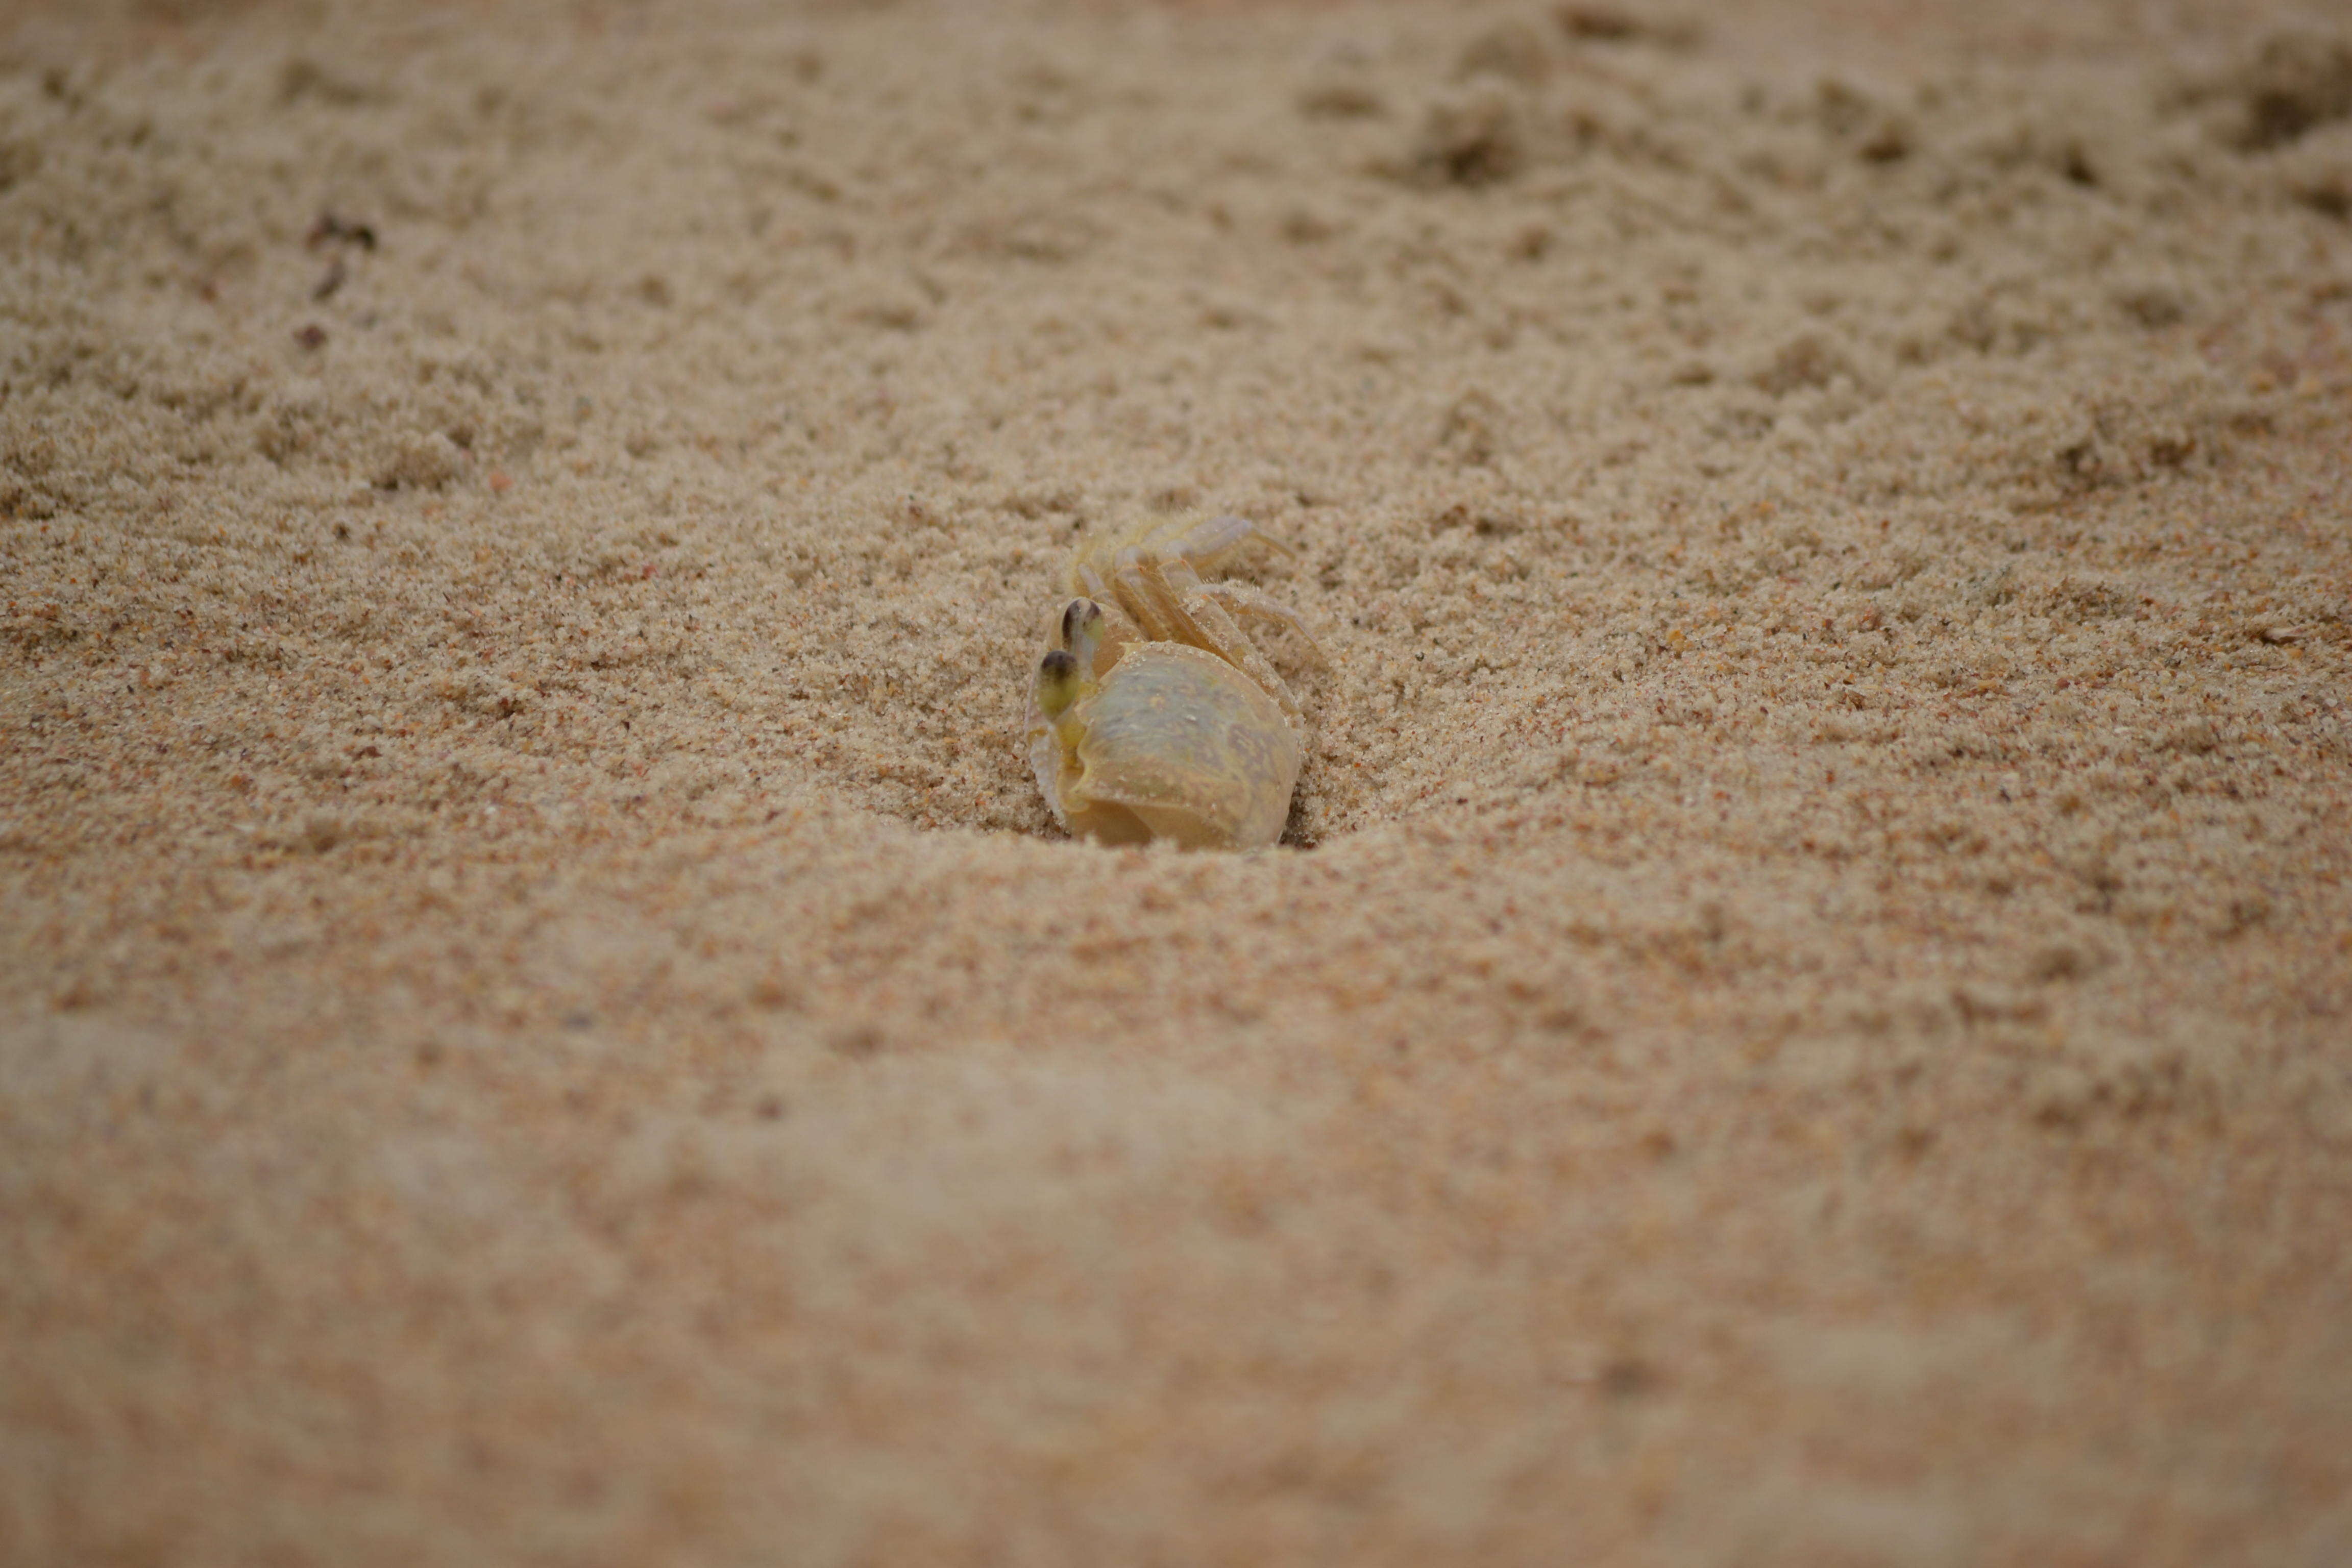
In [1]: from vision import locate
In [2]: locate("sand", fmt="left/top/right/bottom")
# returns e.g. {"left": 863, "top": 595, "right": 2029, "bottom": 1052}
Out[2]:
{"left": 3, "top": 0, "right": 2349, "bottom": 1561}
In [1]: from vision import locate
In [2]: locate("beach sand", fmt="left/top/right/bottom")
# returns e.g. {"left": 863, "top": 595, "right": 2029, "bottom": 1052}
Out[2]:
{"left": 4, "top": 0, "right": 2350, "bottom": 1561}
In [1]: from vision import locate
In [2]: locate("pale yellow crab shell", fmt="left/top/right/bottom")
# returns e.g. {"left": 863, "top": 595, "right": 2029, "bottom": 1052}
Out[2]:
{"left": 1028, "top": 642, "right": 1303, "bottom": 851}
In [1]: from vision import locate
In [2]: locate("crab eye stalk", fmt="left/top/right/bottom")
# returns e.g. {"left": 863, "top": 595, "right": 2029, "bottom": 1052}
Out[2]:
{"left": 1059, "top": 598, "right": 1105, "bottom": 668}
{"left": 1036, "top": 649, "right": 1084, "bottom": 722}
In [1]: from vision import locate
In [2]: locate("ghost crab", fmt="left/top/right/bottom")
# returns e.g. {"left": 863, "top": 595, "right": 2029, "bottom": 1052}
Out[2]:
{"left": 1025, "top": 514, "right": 1324, "bottom": 850}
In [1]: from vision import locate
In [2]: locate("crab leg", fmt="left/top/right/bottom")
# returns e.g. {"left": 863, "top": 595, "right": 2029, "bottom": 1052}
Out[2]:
{"left": 1070, "top": 552, "right": 1118, "bottom": 607}
{"left": 1156, "top": 513, "right": 1293, "bottom": 576}
{"left": 1155, "top": 518, "right": 1320, "bottom": 664}
{"left": 1144, "top": 568, "right": 1303, "bottom": 723}
{"left": 1183, "top": 578, "right": 1326, "bottom": 667}
{"left": 1150, "top": 555, "right": 1317, "bottom": 662}
{"left": 1115, "top": 545, "right": 1194, "bottom": 645}
{"left": 1184, "top": 591, "right": 1303, "bottom": 722}
{"left": 1136, "top": 544, "right": 1310, "bottom": 721}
